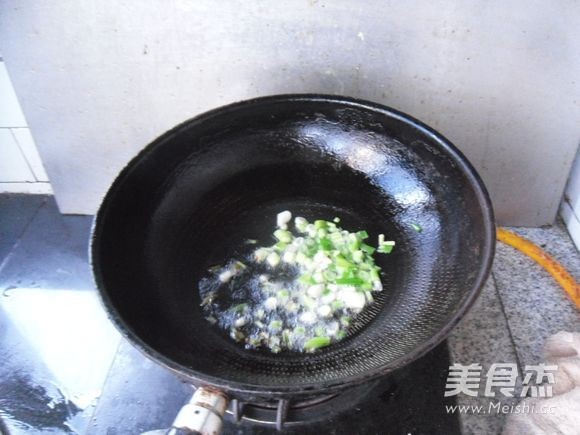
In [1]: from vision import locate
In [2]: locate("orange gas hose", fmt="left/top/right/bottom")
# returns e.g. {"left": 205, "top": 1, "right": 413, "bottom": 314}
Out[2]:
{"left": 497, "top": 227, "right": 580, "bottom": 309}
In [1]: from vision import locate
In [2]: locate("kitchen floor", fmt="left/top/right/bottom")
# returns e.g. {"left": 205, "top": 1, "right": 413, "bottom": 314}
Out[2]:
{"left": 1, "top": 194, "right": 579, "bottom": 435}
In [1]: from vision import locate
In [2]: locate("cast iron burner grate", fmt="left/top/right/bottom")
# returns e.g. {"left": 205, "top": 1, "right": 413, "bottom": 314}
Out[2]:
{"left": 226, "top": 381, "right": 382, "bottom": 431}
{"left": 217, "top": 342, "right": 462, "bottom": 435}
{"left": 89, "top": 341, "right": 461, "bottom": 434}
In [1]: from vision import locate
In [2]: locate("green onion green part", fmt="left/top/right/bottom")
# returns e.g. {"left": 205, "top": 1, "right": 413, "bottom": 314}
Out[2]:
{"left": 304, "top": 336, "right": 331, "bottom": 350}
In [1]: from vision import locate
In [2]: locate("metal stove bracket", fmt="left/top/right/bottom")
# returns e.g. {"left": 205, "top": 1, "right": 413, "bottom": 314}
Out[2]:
{"left": 231, "top": 398, "right": 244, "bottom": 423}
{"left": 276, "top": 399, "right": 290, "bottom": 431}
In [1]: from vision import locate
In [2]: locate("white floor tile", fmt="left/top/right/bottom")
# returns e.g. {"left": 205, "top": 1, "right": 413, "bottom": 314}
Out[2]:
{"left": 448, "top": 278, "right": 521, "bottom": 435}
{"left": 0, "top": 288, "right": 121, "bottom": 432}
{"left": 10, "top": 128, "right": 50, "bottom": 182}
{"left": 0, "top": 62, "right": 27, "bottom": 128}
{"left": 0, "top": 182, "right": 53, "bottom": 194}
{"left": 560, "top": 201, "right": 580, "bottom": 251}
{"left": 560, "top": 200, "right": 574, "bottom": 225}
{"left": 0, "top": 129, "right": 35, "bottom": 182}
{"left": 564, "top": 149, "right": 580, "bottom": 212}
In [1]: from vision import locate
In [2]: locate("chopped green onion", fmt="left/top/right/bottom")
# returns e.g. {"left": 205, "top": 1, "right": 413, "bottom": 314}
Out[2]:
{"left": 329, "top": 232, "right": 343, "bottom": 243}
{"left": 231, "top": 330, "right": 245, "bottom": 341}
{"left": 360, "top": 281, "right": 373, "bottom": 291}
{"left": 314, "top": 220, "right": 328, "bottom": 229}
{"left": 377, "top": 240, "right": 395, "bottom": 254}
{"left": 295, "top": 217, "right": 308, "bottom": 232}
{"left": 282, "top": 329, "right": 291, "bottom": 345}
{"left": 323, "top": 270, "right": 338, "bottom": 281}
{"left": 352, "top": 250, "right": 364, "bottom": 263}
{"left": 233, "top": 261, "right": 247, "bottom": 272}
{"left": 319, "top": 238, "right": 332, "bottom": 251}
{"left": 335, "top": 277, "right": 364, "bottom": 285}
{"left": 249, "top": 336, "right": 261, "bottom": 346}
{"left": 377, "top": 235, "right": 395, "bottom": 254}
{"left": 411, "top": 223, "right": 422, "bottom": 233}
{"left": 274, "top": 229, "right": 292, "bottom": 243}
{"left": 335, "top": 255, "right": 353, "bottom": 268}
{"left": 295, "top": 251, "right": 308, "bottom": 264}
{"left": 266, "top": 252, "right": 280, "bottom": 267}
{"left": 200, "top": 291, "right": 216, "bottom": 307}
{"left": 277, "top": 210, "right": 292, "bottom": 229}
{"left": 203, "top": 212, "right": 391, "bottom": 354}
{"left": 331, "top": 300, "right": 344, "bottom": 310}
{"left": 299, "top": 274, "right": 315, "bottom": 285}
{"left": 270, "top": 320, "right": 283, "bottom": 330}
{"left": 304, "top": 336, "right": 331, "bottom": 350}
{"left": 360, "top": 243, "right": 376, "bottom": 254}
{"left": 357, "top": 230, "right": 369, "bottom": 240}
{"left": 340, "top": 316, "right": 351, "bottom": 327}
{"left": 313, "top": 272, "right": 325, "bottom": 283}
{"left": 231, "top": 303, "right": 247, "bottom": 313}
{"left": 275, "top": 241, "right": 288, "bottom": 251}
{"left": 301, "top": 295, "right": 316, "bottom": 309}
{"left": 254, "top": 248, "right": 270, "bottom": 262}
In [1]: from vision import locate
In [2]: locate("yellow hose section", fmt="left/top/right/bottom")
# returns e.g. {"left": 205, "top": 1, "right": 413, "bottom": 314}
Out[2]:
{"left": 497, "top": 227, "right": 580, "bottom": 309}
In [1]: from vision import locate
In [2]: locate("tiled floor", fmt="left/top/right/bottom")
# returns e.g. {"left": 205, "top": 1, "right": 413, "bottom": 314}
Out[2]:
{"left": 0, "top": 61, "right": 52, "bottom": 194}
{"left": 448, "top": 225, "right": 580, "bottom": 434}
{"left": 0, "top": 195, "right": 120, "bottom": 435}
{"left": 1, "top": 194, "right": 579, "bottom": 434}
{"left": 448, "top": 278, "right": 522, "bottom": 435}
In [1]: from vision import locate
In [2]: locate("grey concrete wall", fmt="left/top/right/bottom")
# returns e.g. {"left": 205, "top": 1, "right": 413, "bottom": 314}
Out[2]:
{"left": 1, "top": 1, "right": 579, "bottom": 225}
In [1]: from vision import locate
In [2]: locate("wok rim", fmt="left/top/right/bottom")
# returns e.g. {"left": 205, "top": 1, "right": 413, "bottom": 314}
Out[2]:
{"left": 90, "top": 93, "right": 495, "bottom": 397}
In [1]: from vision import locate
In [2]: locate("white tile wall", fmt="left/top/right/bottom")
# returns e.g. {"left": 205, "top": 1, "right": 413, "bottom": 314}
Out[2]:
{"left": 0, "top": 61, "right": 27, "bottom": 127}
{"left": 11, "top": 128, "right": 50, "bottom": 182}
{"left": 0, "top": 60, "right": 52, "bottom": 194}
{"left": 560, "top": 148, "right": 580, "bottom": 250}
{"left": 0, "top": 129, "right": 35, "bottom": 181}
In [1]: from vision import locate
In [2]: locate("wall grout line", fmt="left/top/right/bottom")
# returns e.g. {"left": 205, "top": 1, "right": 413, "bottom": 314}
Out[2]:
{"left": 9, "top": 128, "right": 39, "bottom": 182}
{"left": 491, "top": 270, "right": 524, "bottom": 374}
{"left": 0, "top": 197, "right": 47, "bottom": 276}
{"left": 83, "top": 337, "right": 124, "bottom": 434}
{"left": 0, "top": 181, "right": 51, "bottom": 184}
{"left": 562, "top": 197, "right": 580, "bottom": 226}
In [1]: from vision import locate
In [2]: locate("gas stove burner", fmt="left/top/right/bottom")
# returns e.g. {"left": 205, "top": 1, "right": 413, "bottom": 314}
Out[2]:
{"left": 226, "top": 380, "right": 383, "bottom": 431}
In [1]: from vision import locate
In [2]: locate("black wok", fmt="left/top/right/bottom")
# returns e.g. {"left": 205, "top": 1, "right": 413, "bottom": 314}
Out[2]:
{"left": 91, "top": 94, "right": 494, "bottom": 401}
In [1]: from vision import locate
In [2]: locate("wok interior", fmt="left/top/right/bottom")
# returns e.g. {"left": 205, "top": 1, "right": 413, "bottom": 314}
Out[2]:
{"left": 93, "top": 97, "right": 493, "bottom": 393}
